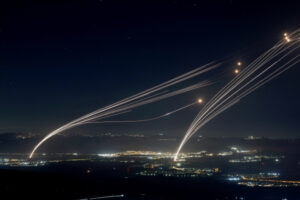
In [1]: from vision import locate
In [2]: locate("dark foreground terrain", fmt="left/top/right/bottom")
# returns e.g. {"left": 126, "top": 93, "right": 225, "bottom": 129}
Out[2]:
{"left": 1, "top": 161, "right": 300, "bottom": 200}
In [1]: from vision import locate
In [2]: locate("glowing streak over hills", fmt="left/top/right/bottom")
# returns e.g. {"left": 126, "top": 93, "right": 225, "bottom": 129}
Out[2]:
{"left": 29, "top": 62, "right": 220, "bottom": 158}
{"left": 89, "top": 101, "right": 198, "bottom": 124}
{"left": 174, "top": 29, "right": 300, "bottom": 161}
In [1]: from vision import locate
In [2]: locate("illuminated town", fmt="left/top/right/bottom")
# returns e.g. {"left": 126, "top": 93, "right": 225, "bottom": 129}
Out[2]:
{"left": 1, "top": 142, "right": 299, "bottom": 189}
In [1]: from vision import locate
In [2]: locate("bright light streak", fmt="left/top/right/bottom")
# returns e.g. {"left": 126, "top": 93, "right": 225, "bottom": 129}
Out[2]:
{"left": 174, "top": 28, "right": 300, "bottom": 161}
{"left": 98, "top": 153, "right": 117, "bottom": 157}
{"left": 30, "top": 29, "right": 300, "bottom": 160}
{"left": 29, "top": 62, "right": 220, "bottom": 158}
{"left": 89, "top": 194, "right": 125, "bottom": 199}
{"left": 89, "top": 101, "right": 198, "bottom": 124}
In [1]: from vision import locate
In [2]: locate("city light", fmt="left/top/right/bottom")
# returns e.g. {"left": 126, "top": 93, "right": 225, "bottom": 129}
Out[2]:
{"left": 97, "top": 153, "right": 117, "bottom": 157}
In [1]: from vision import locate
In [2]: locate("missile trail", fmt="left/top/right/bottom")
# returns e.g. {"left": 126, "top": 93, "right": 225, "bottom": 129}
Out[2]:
{"left": 79, "top": 194, "right": 125, "bottom": 200}
{"left": 89, "top": 194, "right": 124, "bottom": 199}
{"left": 29, "top": 29, "right": 300, "bottom": 159}
{"left": 89, "top": 101, "right": 198, "bottom": 124}
{"left": 29, "top": 62, "right": 221, "bottom": 158}
{"left": 174, "top": 29, "right": 300, "bottom": 161}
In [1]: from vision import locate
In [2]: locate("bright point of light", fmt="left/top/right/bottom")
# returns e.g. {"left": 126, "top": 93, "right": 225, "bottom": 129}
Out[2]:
{"left": 98, "top": 153, "right": 116, "bottom": 157}
{"left": 237, "top": 61, "right": 242, "bottom": 66}
{"left": 227, "top": 177, "right": 240, "bottom": 181}
{"left": 234, "top": 69, "right": 240, "bottom": 74}
{"left": 231, "top": 147, "right": 238, "bottom": 151}
{"left": 283, "top": 33, "right": 291, "bottom": 42}
{"left": 173, "top": 156, "right": 178, "bottom": 162}
{"left": 176, "top": 162, "right": 181, "bottom": 167}
{"left": 198, "top": 98, "right": 203, "bottom": 103}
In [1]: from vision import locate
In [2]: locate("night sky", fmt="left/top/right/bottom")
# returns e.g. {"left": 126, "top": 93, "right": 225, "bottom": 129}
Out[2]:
{"left": 0, "top": 0, "right": 300, "bottom": 138}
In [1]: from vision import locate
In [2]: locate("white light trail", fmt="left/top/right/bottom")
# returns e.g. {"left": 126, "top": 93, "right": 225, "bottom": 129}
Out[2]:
{"left": 29, "top": 62, "right": 221, "bottom": 158}
{"left": 90, "top": 194, "right": 124, "bottom": 199}
{"left": 174, "top": 29, "right": 300, "bottom": 161}
{"left": 79, "top": 194, "right": 125, "bottom": 200}
{"left": 89, "top": 101, "right": 198, "bottom": 124}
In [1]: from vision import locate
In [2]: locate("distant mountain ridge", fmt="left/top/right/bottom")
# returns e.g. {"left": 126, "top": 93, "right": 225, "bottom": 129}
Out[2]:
{"left": 1, "top": 132, "right": 300, "bottom": 155}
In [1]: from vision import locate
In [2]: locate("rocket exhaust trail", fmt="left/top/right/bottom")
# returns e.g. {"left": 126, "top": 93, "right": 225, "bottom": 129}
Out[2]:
{"left": 29, "top": 62, "right": 220, "bottom": 158}
{"left": 174, "top": 29, "right": 300, "bottom": 161}
{"left": 89, "top": 101, "right": 197, "bottom": 124}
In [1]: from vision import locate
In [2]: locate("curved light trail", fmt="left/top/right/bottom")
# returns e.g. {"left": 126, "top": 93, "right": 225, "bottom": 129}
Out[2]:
{"left": 80, "top": 194, "right": 125, "bottom": 200}
{"left": 89, "top": 101, "right": 200, "bottom": 124}
{"left": 29, "top": 62, "right": 221, "bottom": 158}
{"left": 29, "top": 29, "right": 300, "bottom": 160}
{"left": 174, "top": 30, "right": 300, "bottom": 161}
